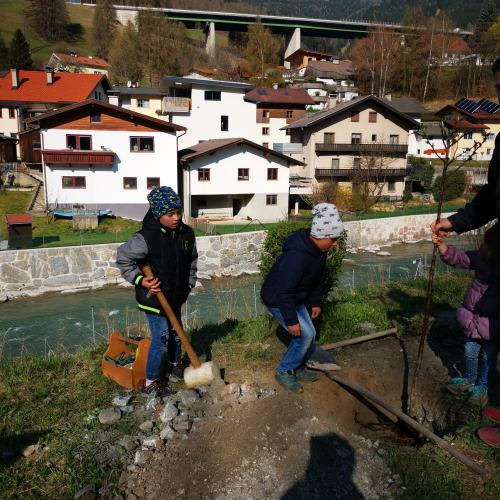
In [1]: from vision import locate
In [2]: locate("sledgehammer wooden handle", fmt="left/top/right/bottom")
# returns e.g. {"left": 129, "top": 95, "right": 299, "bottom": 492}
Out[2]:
{"left": 141, "top": 264, "right": 201, "bottom": 369}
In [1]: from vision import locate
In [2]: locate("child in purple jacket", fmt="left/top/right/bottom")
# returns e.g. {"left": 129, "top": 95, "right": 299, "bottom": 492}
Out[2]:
{"left": 432, "top": 225, "right": 500, "bottom": 406}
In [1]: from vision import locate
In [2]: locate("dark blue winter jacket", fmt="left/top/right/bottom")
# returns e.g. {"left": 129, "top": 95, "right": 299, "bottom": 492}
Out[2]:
{"left": 260, "top": 229, "right": 327, "bottom": 326}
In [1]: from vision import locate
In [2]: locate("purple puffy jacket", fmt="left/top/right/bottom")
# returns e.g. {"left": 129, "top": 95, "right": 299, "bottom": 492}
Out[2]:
{"left": 440, "top": 245, "right": 500, "bottom": 341}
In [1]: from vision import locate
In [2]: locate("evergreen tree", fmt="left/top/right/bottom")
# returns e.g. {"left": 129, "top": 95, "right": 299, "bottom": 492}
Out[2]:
{"left": 108, "top": 22, "right": 142, "bottom": 85}
{"left": 92, "top": 0, "right": 117, "bottom": 58}
{"left": 8, "top": 30, "right": 33, "bottom": 70}
{"left": 26, "top": 0, "right": 70, "bottom": 42}
{"left": 0, "top": 34, "right": 8, "bottom": 71}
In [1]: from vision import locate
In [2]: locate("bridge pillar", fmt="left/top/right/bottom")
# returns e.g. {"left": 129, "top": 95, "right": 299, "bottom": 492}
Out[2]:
{"left": 205, "top": 22, "right": 216, "bottom": 57}
{"left": 284, "top": 27, "right": 301, "bottom": 67}
{"left": 114, "top": 8, "right": 138, "bottom": 26}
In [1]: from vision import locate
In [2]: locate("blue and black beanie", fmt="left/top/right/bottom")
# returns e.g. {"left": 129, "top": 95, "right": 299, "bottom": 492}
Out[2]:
{"left": 147, "top": 186, "right": 183, "bottom": 219}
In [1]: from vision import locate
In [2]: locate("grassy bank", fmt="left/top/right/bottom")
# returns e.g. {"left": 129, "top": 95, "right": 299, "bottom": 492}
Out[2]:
{"left": 2, "top": 273, "right": 498, "bottom": 497}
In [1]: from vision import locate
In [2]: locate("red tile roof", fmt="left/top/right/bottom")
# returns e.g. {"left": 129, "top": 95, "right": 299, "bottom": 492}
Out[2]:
{"left": 5, "top": 214, "right": 32, "bottom": 224}
{"left": 53, "top": 52, "right": 110, "bottom": 69}
{"left": 0, "top": 70, "right": 107, "bottom": 104}
{"left": 245, "top": 87, "right": 315, "bottom": 105}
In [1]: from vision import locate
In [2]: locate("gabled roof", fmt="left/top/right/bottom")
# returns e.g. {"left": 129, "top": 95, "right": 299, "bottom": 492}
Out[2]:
{"left": 52, "top": 52, "right": 110, "bottom": 69}
{"left": 305, "top": 60, "right": 354, "bottom": 79}
{"left": 0, "top": 70, "right": 109, "bottom": 105}
{"left": 163, "top": 75, "right": 254, "bottom": 90}
{"left": 179, "top": 138, "right": 303, "bottom": 165}
{"left": 283, "top": 95, "right": 420, "bottom": 130}
{"left": 24, "top": 99, "right": 186, "bottom": 132}
{"left": 285, "top": 48, "right": 334, "bottom": 61}
{"left": 385, "top": 97, "right": 428, "bottom": 116}
{"left": 244, "top": 87, "right": 315, "bottom": 105}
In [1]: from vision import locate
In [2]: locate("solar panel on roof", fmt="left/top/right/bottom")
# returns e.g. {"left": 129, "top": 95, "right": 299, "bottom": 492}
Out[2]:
{"left": 478, "top": 99, "right": 500, "bottom": 113}
{"left": 456, "top": 97, "right": 480, "bottom": 113}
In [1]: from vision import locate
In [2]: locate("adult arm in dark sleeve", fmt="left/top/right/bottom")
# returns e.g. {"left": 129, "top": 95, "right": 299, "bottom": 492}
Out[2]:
{"left": 276, "top": 250, "right": 307, "bottom": 326}
{"left": 305, "top": 266, "right": 326, "bottom": 308}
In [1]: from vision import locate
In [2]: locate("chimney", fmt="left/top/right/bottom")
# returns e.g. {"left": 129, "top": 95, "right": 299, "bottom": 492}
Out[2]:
{"left": 47, "top": 70, "right": 54, "bottom": 85}
{"left": 11, "top": 69, "right": 19, "bottom": 89}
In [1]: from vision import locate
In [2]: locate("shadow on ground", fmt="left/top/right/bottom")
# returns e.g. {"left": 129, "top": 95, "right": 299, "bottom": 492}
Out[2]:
{"left": 282, "top": 433, "right": 363, "bottom": 500}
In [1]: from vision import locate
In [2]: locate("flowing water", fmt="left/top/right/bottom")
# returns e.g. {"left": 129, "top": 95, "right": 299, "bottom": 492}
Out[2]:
{"left": 0, "top": 237, "right": 472, "bottom": 358}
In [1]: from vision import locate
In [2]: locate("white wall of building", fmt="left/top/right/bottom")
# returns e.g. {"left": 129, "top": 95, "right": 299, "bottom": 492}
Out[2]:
{"left": 256, "top": 117, "right": 290, "bottom": 148}
{"left": 183, "top": 145, "right": 290, "bottom": 221}
{"left": 172, "top": 86, "right": 257, "bottom": 148}
{"left": 41, "top": 128, "right": 178, "bottom": 210}
{"left": 0, "top": 107, "right": 20, "bottom": 137}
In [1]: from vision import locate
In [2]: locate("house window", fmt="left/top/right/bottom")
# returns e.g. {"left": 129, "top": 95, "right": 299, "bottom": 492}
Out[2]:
{"left": 371, "top": 134, "right": 377, "bottom": 141}
{"left": 123, "top": 177, "right": 137, "bottom": 189}
{"left": 286, "top": 129, "right": 291, "bottom": 136}
{"left": 266, "top": 194, "right": 277, "bottom": 205}
{"left": 90, "top": 112, "right": 101, "bottom": 123}
{"left": 198, "top": 168, "right": 210, "bottom": 181}
{"left": 267, "top": 168, "right": 278, "bottom": 180}
{"left": 350, "top": 111, "right": 359, "bottom": 122}
{"left": 331, "top": 158, "right": 339, "bottom": 168}
{"left": 417, "top": 149, "right": 421, "bottom": 154}
{"left": 147, "top": 177, "right": 160, "bottom": 189}
{"left": 62, "top": 176, "right": 86, "bottom": 189}
{"left": 221, "top": 115, "right": 229, "bottom": 131}
{"left": 487, "top": 148, "right": 492, "bottom": 155}
{"left": 353, "top": 157, "right": 361, "bottom": 168}
{"left": 369, "top": 112, "right": 377, "bottom": 123}
{"left": 351, "top": 133, "right": 362, "bottom": 145}
{"left": 94, "top": 91, "right": 102, "bottom": 100}
{"left": 238, "top": 168, "right": 249, "bottom": 180}
{"left": 130, "top": 137, "right": 154, "bottom": 152}
{"left": 205, "top": 90, "right": 221, "bottom": 101}
{"left": 67, "top": 134, "right": 92, "bottom": 150}
{"left": 388, "top": 181, "right": 396, "bottom": 192}
{"left": 324, "top": 132, "right": 335, "bottom": 144}
{"left": 262, "top": 142, "right": 269, "bottom": 148}
{"left": 0, "top": 108, "right": 2, "bottom": 117}
{"left": 286, "top": 110, "right": 293, "bottom": 118}
{"left": 486, "top": 133, "right": 495, "bottom": 141}
{"left": 262, "top": 127, "right": 269, "bottom": 135}
{"left": 8, "top": 108, "right": 15, "bottom": 118}
{"left": 137, "top": 99, "right": 150, "bottom": 108}
{"left": 389, "top": 135, "right": 399, "bottom": 144}
{"left": 463, "top": 132, "right": 473, "bottom": 139}
{"left": 263, "top": 110, "right": 270, "bottom": 118}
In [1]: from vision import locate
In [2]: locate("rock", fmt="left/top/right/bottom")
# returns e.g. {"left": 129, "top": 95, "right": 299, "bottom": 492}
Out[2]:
{"left": 159, "top": 402, "right": 178, "bottom": 423}
{"left": 176, "top": 389, "right": 199, "bottom": 408}
{"left": 172, "top": 420, "right": 191, "bottom": 432}
{"left": 134, "top": 449, "right": 152, "bottom": 466}
{"left": 21, "top": 444, "right": 42, "bottom": 457}
{"left": 197, "top": 386, "right": 209, "bottom": 396}
{"left": 112, "top": 395, "right": 132, "bottom": 407}
{"left": 376, "top": 251, "right": 391, "bottom": 257}
{"left": 160, "top": 426, "right": 175, "bottom": 440}
{"left": 120, "top": 405, "right": 134, "bottom": 414}
{"left": 74, "top": 484, "right": 95, "bottom": 500}
{"left": 259, "top": 387, "right": 276, "bottom": 399}
{"left": 239, "top": 382, "right": 259, "bottom": 403}
{"left": 119, "top": 436, "right": 139, "bottom": 452}
{"left": 217, "top": 383, "right": 240, "bottom": 401}
{"left": 98, "top": 407, "right": 121, "bottom": 425}
{"left": 359, "top": 322, "right": 377, "bottom": 334}
{"left": 142, "top": 436, "right": 162, "bottom": 450}
{"left": 139, "top": 420, "right": 154, "bottom": 433}
{"left": 145, "top": 397, "right": 162, "bottom": 411}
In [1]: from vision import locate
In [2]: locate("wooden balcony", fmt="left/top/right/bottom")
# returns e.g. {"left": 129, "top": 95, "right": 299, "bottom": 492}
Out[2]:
{"left": 160, "top": 96, "right": 191, "bottom": 113}
{"left": 315, "top": 142, "right": 408, "bottom": 154}
{"left": 41, "top": 150, "right": 115, "bottom": 165}
{"left": 315, "top": 168, "right": 408, "bottom": 179}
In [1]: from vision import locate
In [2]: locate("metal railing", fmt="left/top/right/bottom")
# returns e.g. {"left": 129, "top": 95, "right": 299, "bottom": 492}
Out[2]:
{"left": 315, "top": 168, "right": 408, "bottom": 178}
{"left": 316, "top": 143, "right": 408, "bottom": 153}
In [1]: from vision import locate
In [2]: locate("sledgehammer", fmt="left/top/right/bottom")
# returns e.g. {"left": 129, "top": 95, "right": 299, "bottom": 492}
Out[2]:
{"left": 141, "top": 265, "right": 220, "bottom": 388}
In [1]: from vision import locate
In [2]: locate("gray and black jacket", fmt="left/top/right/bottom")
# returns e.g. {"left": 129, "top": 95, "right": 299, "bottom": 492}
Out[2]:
{"left": 116, "top": 209, "right": 198, "bottom": 315}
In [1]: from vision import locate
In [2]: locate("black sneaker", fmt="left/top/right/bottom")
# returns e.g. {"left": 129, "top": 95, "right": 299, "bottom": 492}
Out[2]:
{"left": 169, "top": 363, "right": 185, "bottom": 382}
{"left": 143, "top": 379, "right": 171, "bottom": 398}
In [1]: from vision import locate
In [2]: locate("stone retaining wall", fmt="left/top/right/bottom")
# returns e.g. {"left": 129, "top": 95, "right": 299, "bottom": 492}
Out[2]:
{"left": 0, "top": 213, "right": 453, "bottom": 300}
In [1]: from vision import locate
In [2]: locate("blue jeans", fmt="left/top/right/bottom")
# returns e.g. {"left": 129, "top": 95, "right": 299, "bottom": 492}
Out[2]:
{"left": 145, "top": 310, "right": 182, "bottom": 380}
{"left": 464, "top": 339, "right": 499, "bottom": 390}
{"left": 266, "top": 304, "right": 317, "bottom": 372}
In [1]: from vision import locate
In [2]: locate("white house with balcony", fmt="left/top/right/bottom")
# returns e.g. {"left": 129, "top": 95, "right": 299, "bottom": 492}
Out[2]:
{"left": 159, "top": 75, "right": 257, "bottom": 148}
{"left": 25, "top": 100, "right": 185, "bottom": 220}
{"left": 179, "top": 138, "right": 303, "bottom": 222}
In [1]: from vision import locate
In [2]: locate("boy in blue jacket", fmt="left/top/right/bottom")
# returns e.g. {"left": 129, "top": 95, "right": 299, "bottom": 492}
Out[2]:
{"left": 261, "top": 203, "right": 344, "bottom": 393}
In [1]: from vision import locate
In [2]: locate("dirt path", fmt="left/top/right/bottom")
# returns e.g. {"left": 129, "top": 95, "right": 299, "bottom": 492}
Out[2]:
{"left": 119, "top": 334, "right": 454, "bottom": 499}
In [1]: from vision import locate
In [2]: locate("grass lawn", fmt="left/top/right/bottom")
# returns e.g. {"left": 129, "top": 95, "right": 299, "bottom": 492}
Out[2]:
{"left": 0, "top": 1, "right": 96, "bottom": 67}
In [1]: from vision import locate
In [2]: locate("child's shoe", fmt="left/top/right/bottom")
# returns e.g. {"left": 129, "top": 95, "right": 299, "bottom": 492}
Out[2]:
{"left": 483, "top": 407, "right": 500, "bottom": 424}
{"left": 445, "top": 377, "right": 472, "bottom": 395}
{"left": 478, "top": 427, "right": 500, "bottom": 448}
{"left": 275, "top": 370, "right": 303, "bottom": 393}
{"left": 295, "top": 367, "right": 319, "bottom": 382}
{"left": 467, "top": 386, "right": 488, "bottom": 407}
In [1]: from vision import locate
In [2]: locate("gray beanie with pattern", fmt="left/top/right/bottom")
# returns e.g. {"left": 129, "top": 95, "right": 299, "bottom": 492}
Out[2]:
{"left": 310, "top": 203, "right": 344, "bottom": 239}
